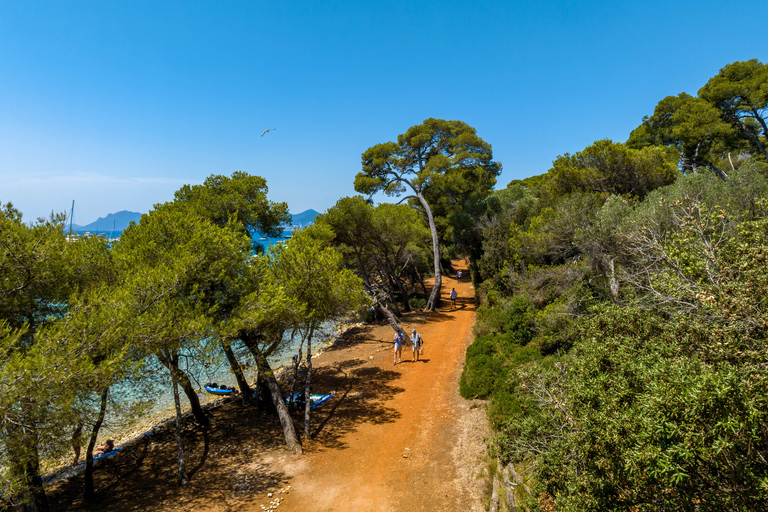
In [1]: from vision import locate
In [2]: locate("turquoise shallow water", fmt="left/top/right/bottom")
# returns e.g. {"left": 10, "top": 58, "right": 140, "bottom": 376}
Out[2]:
{"left": 100, "top": 323, "right": 340, "bottom": 444}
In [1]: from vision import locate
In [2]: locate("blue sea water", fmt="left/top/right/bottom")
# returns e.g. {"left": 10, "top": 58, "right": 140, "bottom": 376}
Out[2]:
{"left": 102, "top": 322, "right": 341, "bottom": 444}
{"left": 252, "top": 230, "right": 294, "bottom": 250}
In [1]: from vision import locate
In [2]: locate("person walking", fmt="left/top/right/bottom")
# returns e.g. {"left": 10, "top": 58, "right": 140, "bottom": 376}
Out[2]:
{"left": 393, "top": 329, "right": 405, "bottom": 365}
{"left": 450, "top": 288, "right": 458, "bottom": 309}
{"left": 411, "top": 329, "right": 423, "bottom": 362}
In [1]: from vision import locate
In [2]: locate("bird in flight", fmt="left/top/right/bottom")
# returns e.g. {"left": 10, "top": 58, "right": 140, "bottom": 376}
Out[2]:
{"left": 261, "top": 128, "right": 276, "bottom": 137}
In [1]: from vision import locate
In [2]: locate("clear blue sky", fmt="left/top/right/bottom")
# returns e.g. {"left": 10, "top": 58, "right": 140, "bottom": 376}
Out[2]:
{"left": 1, "top": 0, "right": 765, "bottom": 224}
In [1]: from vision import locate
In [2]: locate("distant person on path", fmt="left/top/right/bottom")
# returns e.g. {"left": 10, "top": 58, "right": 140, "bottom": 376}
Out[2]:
{"left": 457, "top": 269, "right": 462, "bottom": 281}
{"left": 450, "top": 288, "right": 458, "bottom": 309}
{"left": 393, "top": 329, "right": 405, "bottom": 365}
{"left": 411, "top": 329, "right": 423, "bottom": 362}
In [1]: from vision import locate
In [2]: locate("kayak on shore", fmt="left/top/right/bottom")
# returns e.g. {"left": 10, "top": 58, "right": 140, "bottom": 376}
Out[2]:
{"left": 204, "top": 383, "right": 236, "bottom": 395}
{"left": 285, "top": 392, "right": 333, "bottom": 409}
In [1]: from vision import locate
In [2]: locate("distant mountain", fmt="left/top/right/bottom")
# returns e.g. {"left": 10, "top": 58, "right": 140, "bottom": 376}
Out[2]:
{"left": 289, "top": 209, "right": 319, "bottom": 227}
{"left": 72, "top": 211, "right": 143, "bottom": 233}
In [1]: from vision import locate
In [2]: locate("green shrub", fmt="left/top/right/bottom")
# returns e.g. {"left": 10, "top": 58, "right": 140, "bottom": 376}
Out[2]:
{"left": 474, "top": 296, "right": 535, "bottom": 343}
{"left": 408, "top": 296, "right": 427, "bottom": 309}
{"left": 459, "top": 334, "right": 509, "bottom": 399}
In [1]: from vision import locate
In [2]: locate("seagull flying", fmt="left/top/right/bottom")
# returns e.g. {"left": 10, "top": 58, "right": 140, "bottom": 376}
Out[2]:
{"left": 261, "top": 128, "right": 276, "bottom": 137}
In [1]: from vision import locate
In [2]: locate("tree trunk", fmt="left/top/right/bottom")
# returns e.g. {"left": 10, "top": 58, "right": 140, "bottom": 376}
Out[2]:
{"left": 288, "top": 341, "right": 305, "bottom": 408}
{"left": 16, "top": 459, "right": 48, "bottom": 512}
{"left": 738, "top": 111, "right": 768, "bottom": 161}
{"left": 172, "top": 380, "right": 189, "bottom": 485}
{"left": 83, "top": 387, "right": 109, "bottom": 502}
{"left": 376, "top": 267, "right": 403, "bottom": 317}
{"left": 254, "top": 372, "right": 277, "bottom": 414}
{"left": 158, "top": 352, "right": 209, "bottom": 429}
{"left": 353, "top": 247, "right": 373, "bottom": 289}
{"left": 7, "top": 414, "right": 48, "bottom": 512}
{"left": 393, "top": 275, "right": 411, "bottom": 311}
{"left": 608, "top": 257, "right": 619, "bottom": 302}
{"left": 221, "top": 341, "right": 253, "bottom": 405}
{"left": 303, "top": 325, "right": 316, "bottom": 439}
{"left": 370, "top": 290, "right": 403, "bottom": 333}
{"left": 489, "top": 473, "right": 500, "bottom": 512}
{"left": 412, "top": 264, "right": 428, "bottom": 294}
{"left": 416, "top": 191, "right": 442, "bottom": 311}
{"left": 247, "top": 337, "right": 302, "bottom": 454}
{"left": 502, "top": 464, "right": 517, "bottom": 512}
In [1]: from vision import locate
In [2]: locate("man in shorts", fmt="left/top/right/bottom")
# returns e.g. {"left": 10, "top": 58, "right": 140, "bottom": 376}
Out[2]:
{"left": 411, "top": 329, "right": 423, "bottom": 362}
{"left": 393, "top": 329, "right": 405, "bottom": 365}
{"left": 450, "top": 288, "right": 458, "bottom": 309}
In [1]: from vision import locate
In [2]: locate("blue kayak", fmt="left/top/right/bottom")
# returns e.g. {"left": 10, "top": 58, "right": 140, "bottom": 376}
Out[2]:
{"left": 204, "top": 383, "right": 235, "bottom": 395}
{"left": 285, "top": 393, "right": 333, "bottom": 409}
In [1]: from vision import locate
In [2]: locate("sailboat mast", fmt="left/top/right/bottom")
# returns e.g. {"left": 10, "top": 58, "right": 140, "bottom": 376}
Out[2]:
{"left": 69, "top": 200, "right": 75, "bottom": 236}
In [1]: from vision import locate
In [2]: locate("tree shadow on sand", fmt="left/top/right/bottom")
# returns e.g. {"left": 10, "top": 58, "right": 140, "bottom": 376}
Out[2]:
{"left": 47, "top": 405, "right": 290, "bottom": 512}
{"left": 291, "top": 360, "right": 405, "bottom": 452}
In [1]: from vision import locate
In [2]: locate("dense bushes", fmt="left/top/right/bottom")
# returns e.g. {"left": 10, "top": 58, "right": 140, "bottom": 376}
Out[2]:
{"left": 515, "top": 306, "right": 768, "bottom": 511}
{"left": 461, "top": 103, "right": 768, "bottom": 508}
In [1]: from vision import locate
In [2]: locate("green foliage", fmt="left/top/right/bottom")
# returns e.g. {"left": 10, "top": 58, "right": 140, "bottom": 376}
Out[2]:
{"left": 524, "top": 306, "right": 768, "bottom": 511}
{"left": 474, "top": 294, "right": 535, "bottom": 343}
{"left": 459, "top": 58, "right": 768, "bottom": 512}
{"left": 356, "top": 118, "right": 501, "bottom": 201}
{"left": 0, "top": 206, "right": 124, "bottom": 509}
{"left": 547, "top": 139, "right": 679, "bottom": 198}
{"left": 174, "top": 171, "right": 290, "bottom": 242}
{"left": 629, "top": 93, "right": 738, "bottom": 178}
{"left": 315, "top": 196, "right": 431, "bottom": 312}
{"left": 355, "top": 118, "right": 502, "bottom": 310}
{"left": 459, "top": 334, "right": 506, "bottom": 399}
{"left": 698, "top": 59, "right": 768, "bottom": 159}
{"left": 408, "top": 295, "right": 427, "bottom": 309}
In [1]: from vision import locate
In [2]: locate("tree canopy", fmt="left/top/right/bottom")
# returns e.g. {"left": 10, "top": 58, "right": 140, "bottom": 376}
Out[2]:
{"left": 355, "top": 118, "right": 501, "bottom": 310}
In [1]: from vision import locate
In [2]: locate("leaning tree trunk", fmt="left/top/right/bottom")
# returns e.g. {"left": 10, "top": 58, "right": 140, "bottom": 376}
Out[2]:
{"left": 246, "top": 336, "right": 302, "bottom": 454}
{"left": 83, "top": 387, "right": 109, "bottom": 501}
{"left": 221, "top": 341, "right": 253, "bottom": 405}
{"left": 416, "top": 191, "right": 442, "bottom": 311}
{"left": 369, "top": 289, "right": 403, "bottom": 333}
{"left": 172, "top": 379, "right": 189, "bottom": 485}
{"left": 303, "top": 324, "right": 316, "bottom": 439}
{"left": 158, "top": 352, "right": 209, "bottom": 429}
{"left": 735, "top": 113, "right": 768, "bottom": 162}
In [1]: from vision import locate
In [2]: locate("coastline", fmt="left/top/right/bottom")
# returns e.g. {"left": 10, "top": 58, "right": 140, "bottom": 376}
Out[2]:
{"left": 42, "top": 322, "right": 360, "bottom": 485}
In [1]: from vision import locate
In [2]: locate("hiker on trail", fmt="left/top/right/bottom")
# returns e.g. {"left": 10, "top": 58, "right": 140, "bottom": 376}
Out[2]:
{"left": 393, "top": 329, "right": 405, "bottom": 365}
{"left": 450, "top": 288, "right": 458, "bottom": 309}
{"left": 457, "top": 269, "right": 462, "bottom": 280}
{"left": 411, "top": 329, "right": 423, "bottom": 362}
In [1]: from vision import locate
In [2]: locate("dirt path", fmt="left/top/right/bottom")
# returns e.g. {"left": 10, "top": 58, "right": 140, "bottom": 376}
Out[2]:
{"left": 47, "top": 261, "right": 489, "bottom": 512}
{"left": 283, "top": 262, "right": 485, "bottom": 512}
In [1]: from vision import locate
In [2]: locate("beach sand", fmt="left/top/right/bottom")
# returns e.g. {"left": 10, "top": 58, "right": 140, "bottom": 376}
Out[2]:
{"left": 44, "top": 260, "right": 489, "bottom": 511}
